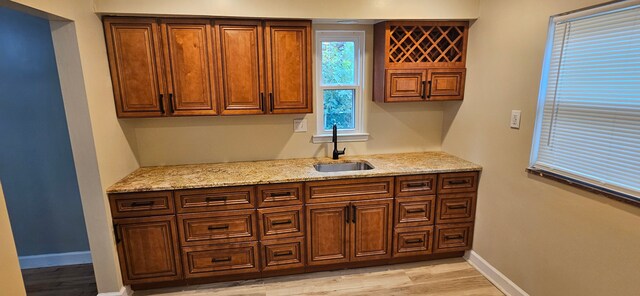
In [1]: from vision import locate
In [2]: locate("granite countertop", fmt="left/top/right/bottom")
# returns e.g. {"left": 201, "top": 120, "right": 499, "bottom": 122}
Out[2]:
{"left": 107, "top": 151, "right": 482, "bottom": 193}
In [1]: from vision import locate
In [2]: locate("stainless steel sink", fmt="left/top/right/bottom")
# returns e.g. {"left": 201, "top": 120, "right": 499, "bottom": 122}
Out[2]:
{"left": 314, "top": 161, "right": 374, "bottom": 172}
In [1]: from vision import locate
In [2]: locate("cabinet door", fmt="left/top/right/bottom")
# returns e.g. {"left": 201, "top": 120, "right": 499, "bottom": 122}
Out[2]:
{"left": 427, "top": 68, "right": 466, "bottom": 101}
{"left": 306, "top": 202, "right": 350, "bottom": 266}
{"left": 161, "top": 19, "right": 218, "bottom": 116}
{"left": 115, "top": 216, "right": 182, "bottom": 285}
{"left": 104, "top": 17, "right": 166, "bottom": 117}
{"left": 215, "top": 20, "right": 265, "bottom": 115}
{"left": 264, "top": 21, "right": 312, "bottom": 114}
{"left": 385, "top": 69, "right": 428, "bottom": 102}
{"left": 350, "top": 199, "right": 393, "bottom": 262}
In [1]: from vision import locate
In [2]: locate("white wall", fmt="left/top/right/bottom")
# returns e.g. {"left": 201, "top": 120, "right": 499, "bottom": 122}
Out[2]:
{"left": 0, "top": 181, "right": 26, "bottom": 296}
{"left": 442, "top": 0, "right": 640, "bottom": 295}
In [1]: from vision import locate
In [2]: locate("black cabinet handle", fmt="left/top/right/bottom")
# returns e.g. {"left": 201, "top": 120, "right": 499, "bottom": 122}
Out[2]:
{"left": 273, "top": 250, "right": 293, "bottom": 257}
{"left": 352, "top": 205, "right": 356, "bottom": 223}
{"left": 260, "top": 93, "right": 265, "bottom": 112}
{"left": 345, "top": 205, "right": 350, "bottom": 223}
{"left": 444, "top": 234, "right": 463, "bottom": 240}
{"left": 427, "top": 81, "right": 432, "bottom": 99}
{"left": 271, "top": 219, "right": 292, "bottom": 226}
{"left": 447, "top": 203, "right": 467, "bottom": 210}
{"left": 422, "top": 81, "right": 426, "bottom": 99}
{"left": 211, "top": 256, "right": 231, "bottom": 263}
{"left": 406, "top": 208, "right": 426, "bottom": 214}
{"left": 269, "top": 192, "right": 291, "bottom": 198}
{"left": 168, "top": 93, "right": 175, "bottom": 113}
{"left": 269, "top": 93, "right": 274, "bottom": 113}
{"left": 406, "top": 238, "right": 424, "bottom": 244}
{"left": 406, "top": 182, "right": 426, "bottom": 188}
{"left": 205, "top": 196, "right": 227, "bottom": 202}
{"left": 158, "top": 94, "right": 165, "bottom": 114}
{"left": 130, "top": 201, "right": 154, "bottom": 207}
{"left": 113, "top": 224, "right": 121, "bottom": 244}
{"left": 208, "top": 225, "right": 229, "bottom": 230}
{"left": 448, "top": 179, "right": 469, "bottom": 185}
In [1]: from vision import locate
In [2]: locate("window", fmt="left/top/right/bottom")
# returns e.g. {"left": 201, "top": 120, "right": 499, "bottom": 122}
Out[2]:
{"left": 530, "top": 1, "right": 640, "bottom": 203}
{"left": 313, "top": 31, "right": 367, "bottom": 143}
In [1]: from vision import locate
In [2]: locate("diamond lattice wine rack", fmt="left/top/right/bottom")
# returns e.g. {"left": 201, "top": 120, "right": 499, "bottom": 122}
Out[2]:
{"left": 374, "top": 21, "right": 469, "bottom": 102}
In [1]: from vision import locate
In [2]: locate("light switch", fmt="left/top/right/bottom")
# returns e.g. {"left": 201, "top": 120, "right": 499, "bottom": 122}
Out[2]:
{"left": 293, "top": 118, "right": 307, "bottom": 132}
{"left": 510, "top": 110, "right": 521, "bottom": 129}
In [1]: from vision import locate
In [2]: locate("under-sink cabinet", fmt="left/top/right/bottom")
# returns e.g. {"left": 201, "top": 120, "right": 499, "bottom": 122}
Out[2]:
{"left": 108, "top": 171, "right": 479, "bottom": 288}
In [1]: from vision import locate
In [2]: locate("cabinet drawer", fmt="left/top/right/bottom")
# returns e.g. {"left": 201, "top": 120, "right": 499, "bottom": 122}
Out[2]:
{"left": 396, "top": 175, "right": 436, "bottom": 197}
{"left": 305, "top": 177, "right": 394, "bottom": 203}
{"left": 177, "top": 210, "right": 257, "bottom": 245}
{"left": 437, "top": 172, "right": 478, "bottom": 194}
{"left": 434, "top": 223, "right": 473, "bottom": 253}
{"left": 109, "top": 191, "right": 175, "bottom": 218}
{"left": 436, "top": 193, "right": 476, "bottom": 224}
{"left": 393, "top": 226, "right": 433, "bottom": 257}
{"left": 257, "top": 183, "right": 303, "bottom": 207}
{"left": 182, "top": 242, "right": 259, "bottom": 278}
{"left": 258, "top": 206, "right": 304, "bottom": 240}
{"left": 261, "top": 237, "right": 305, "bottom": 272}
{"left": 395, "top": 196, "right": 436, "bottom": 227}
{"left": 175, "top": 186, "right": 255, "bottom": 213}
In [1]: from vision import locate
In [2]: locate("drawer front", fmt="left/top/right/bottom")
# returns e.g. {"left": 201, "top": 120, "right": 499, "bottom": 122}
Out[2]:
{"left": 305, "top": 177, "right": 394, "bottom": 203}
{"left": 182, "top": 242, "right": 259, "bottom": 278}
{"left": 434, "top": 223, "right": 473, "bottom": 253}
{"left": 395, "top": 196, "right": 436, "bottom": 227}
{"left": 178, "top": 210, "right": 257, "bottom": 245}
{"left": 257, "top": 183, "right": 303, "bottom": 207}
{"left": 436, "top": 193, "right": 476, "bottom": 224}
{"left": 395, "top": 175, "right": 436, "bottom": 197}
{"left": 258, "top": 206, "right": 304, "bottom": 240}
{"left": 437, "top": 172, "right": 478, "bottom": 194}
{"left": 109, "top": 191, "right": 175, "bottom": 218}
{"left": 175, "top": 186, "right": 255, "bottom": 213}
{"left": 393, "top": 226, "right": 433, "bottom": 257}
{"left": 261, "top": 237, "right": 305, "bottom": 271}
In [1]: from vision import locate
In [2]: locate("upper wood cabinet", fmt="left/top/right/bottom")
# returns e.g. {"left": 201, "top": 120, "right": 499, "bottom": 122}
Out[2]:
{"left": 373, "top": 21, "right": 469, "bottom": 102}
{"left": 103, "top": 17, "right": 312, "bottom": 118}
{"left": 215, "top": 20, "right": 265, "bottom": 115}
{"left": 160, "top": 19, "right": 218, "bottom": 116}
{"left": 104, "top": 18, "right": 165, "bottom": 117}
{"left": 264, "top": 21, "right": 313, "bottom": 114}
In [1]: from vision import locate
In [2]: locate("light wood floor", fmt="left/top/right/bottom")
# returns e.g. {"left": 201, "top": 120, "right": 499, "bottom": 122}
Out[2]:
{"left": 135, "top": 258, "right": 504, "bottom": 296}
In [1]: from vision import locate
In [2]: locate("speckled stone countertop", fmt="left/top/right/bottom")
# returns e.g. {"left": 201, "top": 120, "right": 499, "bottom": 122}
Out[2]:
{"left": 107, "top": 152, "right": 482, "bottom": 193}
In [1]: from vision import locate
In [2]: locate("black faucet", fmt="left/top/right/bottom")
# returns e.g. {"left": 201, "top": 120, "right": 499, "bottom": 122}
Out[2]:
{"left": 332, "top": 123, "right": 346, "bottom": 160}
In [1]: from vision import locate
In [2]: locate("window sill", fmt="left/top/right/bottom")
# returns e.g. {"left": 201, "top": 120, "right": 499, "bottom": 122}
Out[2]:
{"left": 312, "top": 133, "right": 370, "bottom": 144}
{"left": 526, "top": 167, "right": 640, "bottom": 208}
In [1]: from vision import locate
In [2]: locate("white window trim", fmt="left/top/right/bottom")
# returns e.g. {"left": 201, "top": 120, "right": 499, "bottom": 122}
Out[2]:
{"left": 312, "top": 30, "right": 368, "bottom": 144}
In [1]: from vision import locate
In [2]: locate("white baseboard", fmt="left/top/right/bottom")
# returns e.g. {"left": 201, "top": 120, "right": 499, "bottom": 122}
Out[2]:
{"left": 98, "top": 286, "right": 132, "bottom": 296}
{"left": 465, "top": 250, "right": 529, "bottom": 296}
{"left": 19, "top": 251, "right": 92, "bottom": 269}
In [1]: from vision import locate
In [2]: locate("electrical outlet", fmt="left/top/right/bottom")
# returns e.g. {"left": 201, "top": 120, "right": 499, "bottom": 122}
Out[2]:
{"left": 293, "top": 118, "right": 307, "bottom": 132}
{"left": 510, "top": 110, "right": 521, "bottom": 129}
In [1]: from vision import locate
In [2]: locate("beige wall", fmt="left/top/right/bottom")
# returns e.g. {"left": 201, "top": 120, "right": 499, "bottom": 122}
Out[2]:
{"left": 442, "top": 0, "right": 640, "bottom": 295}
{"left": 127, "top": 24, "right": 445, "bottom": 166}
{"left": 94, "top": 0, "right": 479, "bottom": 20}
{"left": 0, "top": 181, "right": 26, "bottom": 296}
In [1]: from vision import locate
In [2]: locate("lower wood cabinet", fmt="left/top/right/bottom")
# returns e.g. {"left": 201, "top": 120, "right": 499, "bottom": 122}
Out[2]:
{"left": 109, "top": 171, "right": 479, "bottom": 288}
{"left": 306, "top": 199, "right": 392, "bottom": 266}
{"left": 114, "top": 216, "right": 182, "bottom": 285}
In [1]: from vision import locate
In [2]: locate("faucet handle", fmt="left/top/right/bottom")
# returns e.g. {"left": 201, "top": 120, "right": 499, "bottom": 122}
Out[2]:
{"left": 339, "top": 148, "right": 346, "bottom": 155}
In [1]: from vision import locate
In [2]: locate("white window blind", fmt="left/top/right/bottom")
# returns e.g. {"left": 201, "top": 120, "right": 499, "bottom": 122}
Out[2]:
{"left": 530, "top": 1, "right": 640, "bottom": 201}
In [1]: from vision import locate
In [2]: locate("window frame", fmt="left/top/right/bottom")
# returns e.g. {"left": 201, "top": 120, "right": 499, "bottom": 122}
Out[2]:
{"left": 312, "top": 30, "right": 368, "bottom": 143}
{"left": 528, "top": 0, "right": 640, "bottom": 207}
